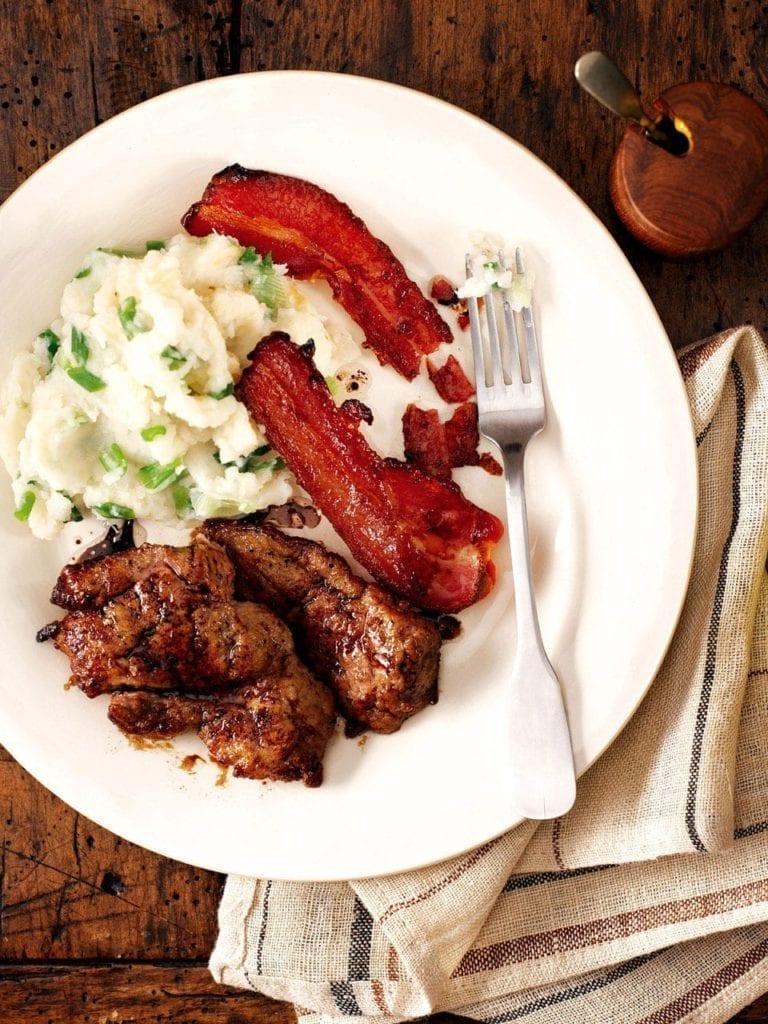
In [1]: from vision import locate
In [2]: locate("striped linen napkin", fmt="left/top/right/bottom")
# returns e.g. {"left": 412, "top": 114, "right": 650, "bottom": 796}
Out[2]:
{"left": 210, "top": 325, "right": 768, "bottom": 1024}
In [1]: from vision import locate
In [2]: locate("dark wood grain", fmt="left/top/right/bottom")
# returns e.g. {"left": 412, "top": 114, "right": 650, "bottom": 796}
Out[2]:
{"left": 1, "top": 758, "right": 223, "bottom": 961}
{"left": 239, "top": 0, "right": 768, "bottom": 346}
{"left": 1, "top": 1, "right": 768, "bottom": 1022}
{"left": 0, "top": 963, "right": 291, "bottom": 1024}
{"left": 0, "top": 0, "right": 234, "bottom": 201}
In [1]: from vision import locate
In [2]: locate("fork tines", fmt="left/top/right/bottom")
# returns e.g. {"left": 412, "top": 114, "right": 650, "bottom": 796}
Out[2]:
{"left": 465, "top": 248, "right": 540, "bottom": 396}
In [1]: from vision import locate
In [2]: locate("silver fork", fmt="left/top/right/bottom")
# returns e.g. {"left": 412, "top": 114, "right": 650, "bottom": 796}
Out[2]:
{"left": 466, "top": 249, "right": 576, "bottom": 820}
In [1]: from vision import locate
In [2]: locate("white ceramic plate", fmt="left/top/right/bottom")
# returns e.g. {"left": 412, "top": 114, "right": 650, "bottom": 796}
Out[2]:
{"left": 0, "top": 72, "right": 697, "bottom": 880}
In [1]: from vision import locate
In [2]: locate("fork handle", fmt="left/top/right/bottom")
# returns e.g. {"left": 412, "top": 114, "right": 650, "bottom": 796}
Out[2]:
{"left": 501, "top": 443, "right": 545, "bottom": 657}
{"left": 500, "top": 442, "right": 577, "bottom": 819}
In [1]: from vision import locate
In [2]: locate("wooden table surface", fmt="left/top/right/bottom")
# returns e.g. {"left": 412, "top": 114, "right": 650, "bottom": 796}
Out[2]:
{"left": 2, "top": 1, "right": 768, "bottom": 1022}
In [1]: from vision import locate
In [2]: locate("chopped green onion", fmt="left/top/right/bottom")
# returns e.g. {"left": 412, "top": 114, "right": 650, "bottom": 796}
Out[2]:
{"left": 118, "top": 296, "right": 145, "bottom": 339}
{"left": 67, "top": 367, "right": 106, "bottom": 392}
{"left": 239, "top": 246, "right": 258, "bottom": 264}
{"left": 141, "top": 424, "right": 167, "bottom": 441}
{"left": 145, "top": 239, "right": 166, "bottom": 251}
{"left": 246, "top": 252, "right": 285, "bottom": 319}
{"left": 249, "top": 456, "right": 285, "bottom": 473}
{"left": 39, "top": 328, "right": 60, "bottom": 362}
{"left": 70, "top": 325, "right": 89, "bottom": 364}
{"left": 92, "top": 502, "right": 135, "bottom": 519}
{"left": 161, "top": 345, "right": 186, "bottom": 370}
{"left": 216, "top": 451, "right": 284, "bottom": 473}
{"left": 14, "top": 490, "right": 35, "bottom": 522}
{"left": 138, "top": 457, "right": 185, "bottom": 491}
{"left": 57, "top": 490, "right": 83, "bottom": 523}
{"left": 99, "top": 442, "right": 127, "bottom": 476}
{"left": 324, "top": 374, "right": 339, "bottom": 396}
{"left": 213, "top": 445, "right": 274, "bottom": 472}
{"left": 72, "top": 407, "right": 90, "bottom": 426}
{"left": 97, "top": 246, "right": 142, "bottom": 258}
{"left": 74, "top": 267, "right": 92, "bottom": 279}
{"left": 193, "top": 494, "right": 251, "bottom": 518}
{"left": 207, "top": 383, "right": 234, "bottom": 400}
{"left": 172, "top": 485, "right": 194, "bottom": 517}
{"left": 58, "top": 491, "right": 84, "bottom": 524}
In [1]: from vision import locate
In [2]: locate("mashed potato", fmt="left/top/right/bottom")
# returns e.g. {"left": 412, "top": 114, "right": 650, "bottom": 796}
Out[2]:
{"left": 0, "top": 233, "right": 356, "bottom": 539}
{"left": 459, "top": 233, "right": 534, "bottom": 307}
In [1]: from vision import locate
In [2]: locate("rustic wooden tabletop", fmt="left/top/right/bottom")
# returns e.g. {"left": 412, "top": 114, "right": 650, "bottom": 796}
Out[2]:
{"left": 1, "top": 1, "right": 768, "bottom": 1022}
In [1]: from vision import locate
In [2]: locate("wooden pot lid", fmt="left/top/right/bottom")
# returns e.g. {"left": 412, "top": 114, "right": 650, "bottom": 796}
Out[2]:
{"left": 610, "top": 81, "right": 768, "bottom": 257}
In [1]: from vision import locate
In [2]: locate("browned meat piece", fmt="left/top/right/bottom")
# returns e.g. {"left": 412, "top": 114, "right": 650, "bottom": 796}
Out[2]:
{"left": 45, "top": 535, "right": 337, "bottom": 787}
{"left": 201, "top": 521, "right": 442, "bottom": 734}
{"left": 107, "top": 690, "right": 211, "bottom": 738}
{"left": 50, "top": 577, "right": 296, "bottom": 698}
{"left": 198, "top": 662, "right": 334, "bottom": 786}
{"left": 107, "top": 656, "right": 335, "bottom": 787}
{"left": 51, "top": 536, "right": 235, "bottom": 610}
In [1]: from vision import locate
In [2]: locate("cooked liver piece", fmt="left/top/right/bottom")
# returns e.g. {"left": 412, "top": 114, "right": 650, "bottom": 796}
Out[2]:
{"left": 202, "top": 521, "right": 442, "bottom": 734}
{"left": 44, "top": 536, "right": 335, "bottom": 787}
{"left": 50, "top": 537, "right": 236, "bottom": 610}
{"left": 107, "top": 656, "right": 334, "bottom": 788}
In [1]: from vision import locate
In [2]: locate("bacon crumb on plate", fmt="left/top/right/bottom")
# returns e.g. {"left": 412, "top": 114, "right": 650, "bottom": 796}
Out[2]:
{"left": 479, "top": 451, "right": 504, "bottom": 476}
{"left": 402, "top": 405, "right": 453, "bottom": 481}
{"left": 444, "top": 402, "right": 483, "bottom": 468}
{"left": 429, "top": 274, "right": 469, "bottom": 331}
{"left": 427, "top": 354, "right": 476, "bottom": 404}
{"left": 403, "top": 402, "right": 503, "bottom": 480}
{"left": 429, "top": 275, "right": 459, "bottom": 305}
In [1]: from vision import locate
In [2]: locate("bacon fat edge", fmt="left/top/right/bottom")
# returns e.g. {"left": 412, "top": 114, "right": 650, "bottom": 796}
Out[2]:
{"left": 182, "top": 165, "right": 453, "bottom": 381}
{"left": 236, "top": 333, "right": 504, "bottom": 614}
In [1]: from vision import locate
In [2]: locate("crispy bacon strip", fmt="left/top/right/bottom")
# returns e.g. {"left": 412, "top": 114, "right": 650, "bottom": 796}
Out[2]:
{"left": 182, "top": 165, "right": 453, "bottom": 380}
{"left": 427, "top": 355, "right": 475, "bottom": 403}
{"left": 236, "top": 333, "right": 503, "bottom": 613}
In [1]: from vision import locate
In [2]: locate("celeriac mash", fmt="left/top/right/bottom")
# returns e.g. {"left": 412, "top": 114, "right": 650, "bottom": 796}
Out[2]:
{"left": 459, "top": 233, "right": 535, "bottom": 306}
{"left": 0, "top": 232, "right": 355, "bottom": 539}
